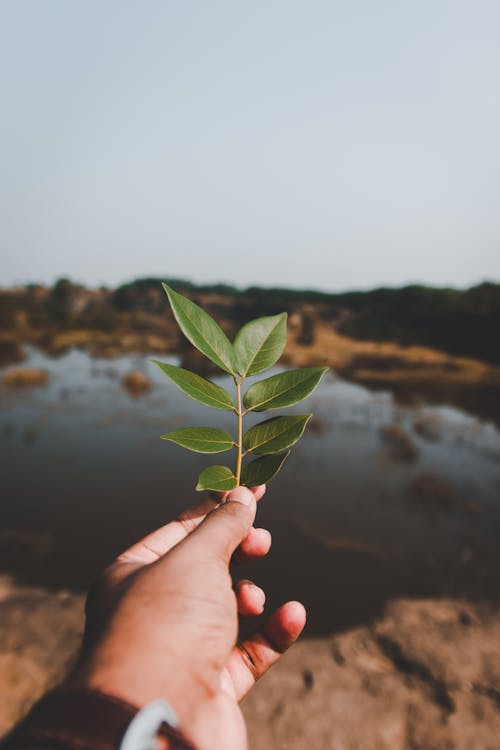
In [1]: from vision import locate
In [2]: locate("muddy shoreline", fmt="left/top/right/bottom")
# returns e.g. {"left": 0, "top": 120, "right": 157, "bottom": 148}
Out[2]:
{"left": 3, "top": 319, "right": 500, "bottom": 427}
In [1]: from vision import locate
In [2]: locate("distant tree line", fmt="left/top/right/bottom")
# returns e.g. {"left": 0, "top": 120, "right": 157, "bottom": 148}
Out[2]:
{"left": 1, "top": 277, "right": 499, "bottom": 365}
{"left": 112, "top": 278, "right": 500, "bottom": 364}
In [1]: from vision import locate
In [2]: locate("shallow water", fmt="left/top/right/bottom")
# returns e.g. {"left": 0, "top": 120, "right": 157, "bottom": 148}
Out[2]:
{"left": 1, "top": 348, "right": 500, "bottom": 635}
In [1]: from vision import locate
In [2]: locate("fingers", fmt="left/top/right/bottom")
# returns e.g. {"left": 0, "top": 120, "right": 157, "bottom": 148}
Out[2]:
{"left": 181, "top": 486, "right": 257, "bottom": 566}
{"left": 233, "top": 528, "right": 272, "bottom": 564}
{"left": 248, "top": 485, "right": 267, "bottom": 503}
{"left": 235, "top": 579, "right": 265, "bottom": 617}
{"left": 116, "top": 485, "right": 266, "bottom": 565}
{"left": 226, "top": 601, "right": 306, "bottom": 701}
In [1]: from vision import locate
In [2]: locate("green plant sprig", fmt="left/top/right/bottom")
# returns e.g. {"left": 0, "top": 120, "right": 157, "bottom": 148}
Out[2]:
{"left": 152, "top": 283, "right": 328, "bottom": 492}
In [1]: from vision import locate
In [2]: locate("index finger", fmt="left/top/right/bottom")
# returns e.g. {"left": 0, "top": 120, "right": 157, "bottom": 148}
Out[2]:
{"left": 116, "top": 484, "right": 266, "bottom": 565}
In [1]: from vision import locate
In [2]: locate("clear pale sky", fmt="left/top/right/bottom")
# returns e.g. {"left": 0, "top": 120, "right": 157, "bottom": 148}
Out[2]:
{"left": 1, "top": 1, "right": 499, "bottom": 291}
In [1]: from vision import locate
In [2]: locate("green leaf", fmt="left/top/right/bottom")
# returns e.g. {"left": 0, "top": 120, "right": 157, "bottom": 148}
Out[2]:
{"left": 162, "top": 284, "right": 234, "bottom": 374}
{"left": 241, "top": 452, "right": 290, "bottom": 486}
{"left": 233, "top": 313, "right": 287, "bottom": 376}
{"left": 161, "top": 427, "right": 234, "bottom": 453}
{"left": 196, "top": 465, "right": 237, "bottom": 492}
{"left": 243, "top": 414, "right": 312, "bottom": 455}
{"left": 152, "top": 360, "right": 234, "bottom": 411}
{"left": 244, "top": 367, "right": 328, "bottom": 412}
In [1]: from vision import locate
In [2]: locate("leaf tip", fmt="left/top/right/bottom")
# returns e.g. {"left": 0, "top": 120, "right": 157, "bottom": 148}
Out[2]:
{"left": 159, "top": 433, "right": 180, "bottom": 443}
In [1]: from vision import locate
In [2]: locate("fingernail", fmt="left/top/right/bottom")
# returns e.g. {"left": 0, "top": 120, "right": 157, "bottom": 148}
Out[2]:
{"left": 254, "top": 586, "right": 266, "bottom": 608}
{"left": 227, "top": 487, "right": 254, "bottom": 506}
{"left": 258, "top": 528, "right": 272, "bottom": 546}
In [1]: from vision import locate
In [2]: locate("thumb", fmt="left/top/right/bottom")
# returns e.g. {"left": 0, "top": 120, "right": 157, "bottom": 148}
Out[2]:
{"left": 182, "top": 487, "right": 257, "bottom": 565}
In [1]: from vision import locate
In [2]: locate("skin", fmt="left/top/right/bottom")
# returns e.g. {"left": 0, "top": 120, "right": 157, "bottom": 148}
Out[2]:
{"left": 70, "top": 485, "right": 306, "bottom": 750}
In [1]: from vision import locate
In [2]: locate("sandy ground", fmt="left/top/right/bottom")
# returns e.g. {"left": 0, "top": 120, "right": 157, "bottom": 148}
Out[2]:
{"left": 1, "top": 575, "right": 499, "bottom": 749}
{"left": 0, "top": 577, "right": 83, "bottom": 736}
{"left": 243, "top": 598, "right": 500, "bottom": 750}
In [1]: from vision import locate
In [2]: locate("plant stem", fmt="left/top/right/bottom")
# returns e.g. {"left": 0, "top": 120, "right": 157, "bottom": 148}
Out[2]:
{"left": 235, "top": 377, "right": 243, "bottom": 486}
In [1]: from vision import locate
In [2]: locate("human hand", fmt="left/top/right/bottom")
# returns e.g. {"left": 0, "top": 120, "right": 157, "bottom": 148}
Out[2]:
{"left": 70, "top": 486, "right": 306, "bottom": 750}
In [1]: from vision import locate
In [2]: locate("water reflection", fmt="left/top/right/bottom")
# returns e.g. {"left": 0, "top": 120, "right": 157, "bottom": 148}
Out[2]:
{"left": 1, "top": 348, "right": 500, "bottom": 635}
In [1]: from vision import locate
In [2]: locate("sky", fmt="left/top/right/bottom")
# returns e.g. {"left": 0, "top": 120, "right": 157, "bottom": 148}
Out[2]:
{"left": 1, "top": 0, "right": 499, "bottom": 292}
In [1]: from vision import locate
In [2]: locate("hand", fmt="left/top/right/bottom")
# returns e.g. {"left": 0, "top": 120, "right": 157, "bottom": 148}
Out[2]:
{"left": 70, "top": 485, "right": 306, "bottom": 750}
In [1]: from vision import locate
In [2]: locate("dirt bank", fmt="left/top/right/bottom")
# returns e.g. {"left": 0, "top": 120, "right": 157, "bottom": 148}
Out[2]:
{"left": 243, "top": 597, "right": 500, "bottom": 750}
{"left": 1, "top": 576, "right": 499, "bottom": 749}
{"left": 0, "top": 577, "right": 83, "bottom": 736}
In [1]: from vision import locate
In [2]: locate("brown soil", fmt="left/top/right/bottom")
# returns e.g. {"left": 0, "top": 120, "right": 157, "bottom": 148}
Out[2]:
{"left": 1, "top": 576, "right": 499, "bottom": 749}
{"left": 0, "top": 577, "right": 83, "bottom": 736}
{"left": 243, "top": 598, "right": 500, "bottom": 750}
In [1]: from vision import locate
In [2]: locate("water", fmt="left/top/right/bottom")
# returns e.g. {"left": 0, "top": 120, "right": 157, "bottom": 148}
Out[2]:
{"left": 1, "top": 348, "right": 500, "bottom": 635}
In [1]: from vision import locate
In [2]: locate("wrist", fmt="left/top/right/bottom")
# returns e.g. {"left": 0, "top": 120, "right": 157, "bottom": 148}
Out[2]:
{"left": 67, "top": 655, "right": 210, "bottom": 745}
{"left": 1, "top": 687, "right": 197, "bottom": 750}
